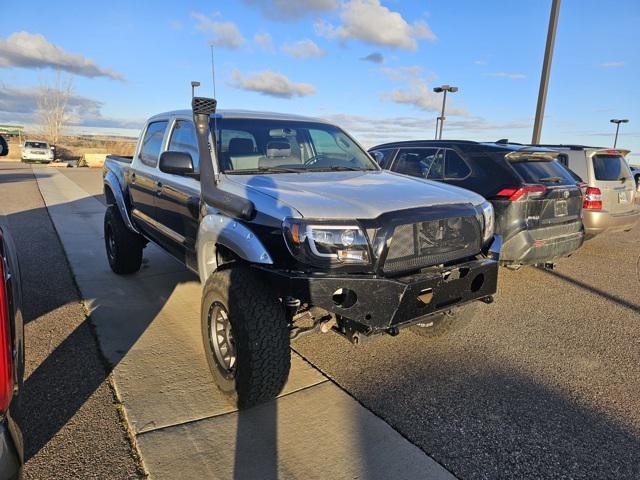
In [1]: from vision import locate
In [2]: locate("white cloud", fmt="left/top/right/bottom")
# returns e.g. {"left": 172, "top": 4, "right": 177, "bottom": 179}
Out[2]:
{"left": 0, "top": 83, "right": 141, "bottom": 129}
{"left": 282, "top": 39, "right": 326, "bottom": 59}
{"left": 380, "top": 66, "right": 466, "bottom": 116}
{"left": 361, "top": 52, "right": 384, "bottom": 64}
{"left": 192, "top": 12, "right": 245, "bottom": 49}
{"left": 315, "top": 0, "right": 435, "bottom": 50}
{"left": 230, "top": 70, "right": 316, "bottom": 98}
{"left": 325, "top": 113, "right": 531, "bottom": 148}
{"left": 254, "top": 32, "right": 275, "bottom": 52}
{"left": 0, "top": 32, "right": 124, "bottom": 81}
{"left": 242, "top": 0, "right": 338, "bottom": 21}
{"left": 599, "top": 61, "right": 625, "bottom": 68}
{"left": 484, "top": 72, "right": 526, "bottom": 80}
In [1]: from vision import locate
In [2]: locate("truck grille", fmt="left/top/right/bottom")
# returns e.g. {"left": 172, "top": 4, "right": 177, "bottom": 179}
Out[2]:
{"left": 383, "top": 216, "right": 481, "bottom": 274}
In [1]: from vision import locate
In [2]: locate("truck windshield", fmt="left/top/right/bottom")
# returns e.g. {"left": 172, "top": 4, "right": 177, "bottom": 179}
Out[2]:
{"left": 213, "top": 119, "right": 378, "bottom": 173}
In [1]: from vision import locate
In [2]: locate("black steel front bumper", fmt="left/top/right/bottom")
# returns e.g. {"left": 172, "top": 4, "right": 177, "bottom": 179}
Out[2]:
{"left": 257, "top": 256, "right": 499, "bottom": 332}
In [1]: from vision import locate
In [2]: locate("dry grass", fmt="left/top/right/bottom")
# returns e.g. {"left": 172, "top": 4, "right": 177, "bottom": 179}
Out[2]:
{"left": 1, "top": 134, "right": 136, "bottom": 162}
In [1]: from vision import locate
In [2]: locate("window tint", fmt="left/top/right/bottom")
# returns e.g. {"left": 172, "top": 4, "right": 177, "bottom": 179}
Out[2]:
{"left": 168, "top": 120, "right": 199, "bottom": 170}
{"left": 214, "top": 119, "right": 376, "bottom": 172}
{"left": 139, "top": 121, "right": 167, "bottom": 167}
{"left": 444, "top": 150, "right": 471, "bottom": 179}
{"left": 25, "top": 141, "right": 48, "bottom": 149}
{"left": 393, "top": 148, "right": 443, "bottom": 180}
{"left": 369, "top": 149, "right": 395, "bottom": 169}
{"left": 511, "top": 160, "right": 575, "bottom": 185}
{"left": 592, "top": 155, "right": 626, "bottom": 181}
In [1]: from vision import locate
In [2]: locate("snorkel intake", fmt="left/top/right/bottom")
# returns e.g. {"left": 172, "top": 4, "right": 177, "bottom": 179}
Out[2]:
{"left": 192, "top": 97, "right": 255, "bottom": 220}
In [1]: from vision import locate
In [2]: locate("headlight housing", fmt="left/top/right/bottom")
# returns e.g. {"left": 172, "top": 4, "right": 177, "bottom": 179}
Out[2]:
{"left": 283, "top": 218, "right": 371, "bottom": 267}
{"left": 478, "top": 201, "right": 495, "bottom": 244}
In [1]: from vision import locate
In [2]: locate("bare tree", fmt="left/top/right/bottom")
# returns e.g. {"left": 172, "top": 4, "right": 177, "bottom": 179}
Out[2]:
{"left": 37, "top": 72, "right": 74, "bottom": 145}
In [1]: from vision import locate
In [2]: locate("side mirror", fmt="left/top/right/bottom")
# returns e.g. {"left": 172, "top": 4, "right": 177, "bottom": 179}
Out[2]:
{"left": 159, "top": 151, "right": 195, "bottom": 175}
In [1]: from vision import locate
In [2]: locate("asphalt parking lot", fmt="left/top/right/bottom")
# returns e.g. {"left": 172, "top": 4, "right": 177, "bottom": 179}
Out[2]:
{"left": 1, "top": 163, "right": 639, "bottom": 479}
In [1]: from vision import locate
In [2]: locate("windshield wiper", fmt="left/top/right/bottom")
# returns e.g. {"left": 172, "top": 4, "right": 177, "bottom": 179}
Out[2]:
{"left": 538, "top": 176, "right": 563, "bottom": 183}
{"left": 225, "top": 166, "right": 303, "bottom": 174}
{"left": 306, "top": 165, "right": 368, "bottom": 172}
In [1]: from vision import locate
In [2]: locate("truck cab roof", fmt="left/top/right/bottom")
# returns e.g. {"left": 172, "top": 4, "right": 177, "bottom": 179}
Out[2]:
{"left": 148, "top": 109, "right": 327, "bottom": 124}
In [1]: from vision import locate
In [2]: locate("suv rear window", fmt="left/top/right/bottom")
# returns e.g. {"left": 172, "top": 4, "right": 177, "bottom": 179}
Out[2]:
{"left": 511, "top": 160, "right": 575, "bottom": 185}
{"left": 592, "top": 155, "right": 626, "bottom": 181}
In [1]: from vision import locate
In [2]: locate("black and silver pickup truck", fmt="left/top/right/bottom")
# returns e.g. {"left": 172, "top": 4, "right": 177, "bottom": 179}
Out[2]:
{"left": 103, "top": 98, "right": 500, "bottom": 408}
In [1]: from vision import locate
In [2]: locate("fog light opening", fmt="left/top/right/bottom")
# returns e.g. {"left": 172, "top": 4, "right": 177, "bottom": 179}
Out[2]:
{"left": 470, "top": 273, "right": 485, "bottom": 292}
{"left": 332, "top": 288, "right": 357, "bottom": 308}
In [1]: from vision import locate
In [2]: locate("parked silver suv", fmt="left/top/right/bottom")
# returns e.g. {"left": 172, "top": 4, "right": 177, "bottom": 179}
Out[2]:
{"left": 535, "top": 145, "right": 639, "bottom": 237}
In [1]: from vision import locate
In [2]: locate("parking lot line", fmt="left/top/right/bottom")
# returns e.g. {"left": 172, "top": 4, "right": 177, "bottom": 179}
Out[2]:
{"left": 33, "top": 167, "right": 456, "bottom": 480}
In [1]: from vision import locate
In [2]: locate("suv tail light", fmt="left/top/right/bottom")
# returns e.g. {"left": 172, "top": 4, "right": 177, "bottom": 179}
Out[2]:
{"left": 583, "top": 187, "right": 602, "bottom": 210}
{"left": 494, "top": 185, "right": 546, "bottom": 202}
{"left": 0, "top": 252, "right": 13, "bottom": 413}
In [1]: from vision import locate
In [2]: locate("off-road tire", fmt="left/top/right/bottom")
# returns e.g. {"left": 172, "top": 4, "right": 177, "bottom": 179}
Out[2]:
{"left": 410, "top": 303, "right": 478, "bottom": 338}
{"left": 104, "top": 205, "right": 144, "bottom": 274}
{"left": 201, "top": 266, "right": 290, "bottom": 409}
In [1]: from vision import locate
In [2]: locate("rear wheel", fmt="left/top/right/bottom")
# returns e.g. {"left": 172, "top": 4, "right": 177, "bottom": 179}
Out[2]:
{"left": 104, "top": 205, "right": 144, "bottom": 274}
{"left": 410, "top": 303, "right": 477, "bottom": 338}
{"left": 201, "top": 266, "right": 290, "bottom": 408}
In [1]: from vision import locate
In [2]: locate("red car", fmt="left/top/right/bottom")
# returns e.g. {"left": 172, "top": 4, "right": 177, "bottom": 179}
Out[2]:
{"left": 0, "top": 225, "right": 23, "bottom": 479}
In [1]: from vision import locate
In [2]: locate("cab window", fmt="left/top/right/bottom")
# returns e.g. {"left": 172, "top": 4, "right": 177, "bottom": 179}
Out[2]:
{"left": 139, "top": 121, "right": 168, "bottom": 167}
{"left": 369, "top": 149, "right": 396, "bottom": 169}
{"left": 168, "top": 120, "right": 199, "bottom": 171}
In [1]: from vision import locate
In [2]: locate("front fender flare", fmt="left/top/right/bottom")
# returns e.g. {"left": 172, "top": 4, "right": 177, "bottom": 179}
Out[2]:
{"left": 197, "top": 214, "right": 272, "bottom": 284}
{"left": 104, "top": 171, "right": 139, "bottom": 234}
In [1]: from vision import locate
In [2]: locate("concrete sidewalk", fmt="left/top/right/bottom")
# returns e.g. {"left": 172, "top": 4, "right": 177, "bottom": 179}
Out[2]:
{"left": 34, "top": 167, "right": 455, "bottom": 480}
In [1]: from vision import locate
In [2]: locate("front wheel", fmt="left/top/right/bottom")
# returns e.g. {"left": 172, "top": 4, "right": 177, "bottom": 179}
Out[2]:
{"left": 410, "top": 303, "right": 478, "bottom": 338}
{"left": 201, "top": 266, "right": 290, "bottom": 409}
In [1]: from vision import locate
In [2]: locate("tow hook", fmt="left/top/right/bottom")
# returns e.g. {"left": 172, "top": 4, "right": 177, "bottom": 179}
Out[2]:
{"left": 481, "top": 295, "right": 494, "bottom": 304}
{"left": 386, "top": 327, "right": 399, "bottom": 337}
{"left": 535, "top": 262, "right": 556, "bottom": 270}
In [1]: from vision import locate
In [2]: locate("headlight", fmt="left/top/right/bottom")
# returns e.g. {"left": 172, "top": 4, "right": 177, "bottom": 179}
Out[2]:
{"left": 283, "top": 219, "right": 370, "bottom": 267}
{"left": 479, "top": 201, "right": 495, "bottom": 244}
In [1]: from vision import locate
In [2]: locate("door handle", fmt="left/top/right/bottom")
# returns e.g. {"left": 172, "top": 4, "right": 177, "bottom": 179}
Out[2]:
{"left": 131, "top": 172, "right": 136, "bottom": 184}
{"left": 156, "top": 182, "right": 163, "bottom": 196}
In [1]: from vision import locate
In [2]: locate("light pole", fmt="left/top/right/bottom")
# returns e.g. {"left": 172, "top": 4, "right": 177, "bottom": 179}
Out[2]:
{"left": 532, "top": 0, "right": 561, "bottom": 144}
{"left": 610, "top": 119, "right": 628, "bottom": 148}
{"left": 433, "top": 85, "right": 458, "bottom": 140}
{"left": 191, "top": 81, "right": 201, "bottom": 99}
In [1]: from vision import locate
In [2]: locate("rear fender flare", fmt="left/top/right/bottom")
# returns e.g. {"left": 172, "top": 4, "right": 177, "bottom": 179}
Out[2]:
{"left": 197, "top": 213, "right": 273, "bottom": 284}
{"left": 104, "top": 171, "right": 139, "bottom": 234}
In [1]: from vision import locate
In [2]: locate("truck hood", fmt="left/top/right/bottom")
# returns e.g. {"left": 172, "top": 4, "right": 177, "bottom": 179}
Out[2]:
{"left": 222, "top": 170, "right": 484, "bottom": 220}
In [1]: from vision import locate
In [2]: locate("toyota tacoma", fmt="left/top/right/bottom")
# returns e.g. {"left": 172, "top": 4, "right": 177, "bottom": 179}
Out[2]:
{"left": 103, "top": 98, "right": 500, "bottom": 408}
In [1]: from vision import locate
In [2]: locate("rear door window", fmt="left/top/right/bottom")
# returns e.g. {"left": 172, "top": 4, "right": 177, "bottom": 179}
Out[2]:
{"left": 592, "top": 155, "right": 626, "bottom": 181}
{"left": 139, "top": 121, "right": 168, "bottom": 167}
{"left": 369, "top": 149, "right": 395, "bottom": 169}
{"left": 511, "top": 160, "right": 575, "bottom": 186}
{"left": 392, "top": 148, "right": 443, "bottom": 180}
{"left": 444, "top": 150, "right": 471, "bottom": 179}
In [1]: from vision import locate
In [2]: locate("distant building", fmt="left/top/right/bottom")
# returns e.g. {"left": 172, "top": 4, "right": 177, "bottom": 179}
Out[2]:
{"left": 0, "top": 125, "right": 25, "bottom": 138}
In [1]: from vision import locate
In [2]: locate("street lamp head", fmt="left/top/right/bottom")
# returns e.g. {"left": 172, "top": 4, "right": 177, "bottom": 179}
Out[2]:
{"left": 191, "top": 81, "right": 201, "bottom": 88}
{"left": 610, "top": 118, "right": 629, "bottom": 124}
{"left": 433, "top": 85, "right": 458, "bottom": 93}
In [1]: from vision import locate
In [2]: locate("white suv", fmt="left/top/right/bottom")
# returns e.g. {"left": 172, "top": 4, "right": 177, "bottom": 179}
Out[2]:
{"left": 21, "top": 140, "right": 54, "bottom": 163}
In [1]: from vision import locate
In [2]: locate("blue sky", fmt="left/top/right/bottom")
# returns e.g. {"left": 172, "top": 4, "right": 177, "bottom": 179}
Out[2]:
{"left": 1, "top": 0, "right": 638, "bottom": 156}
